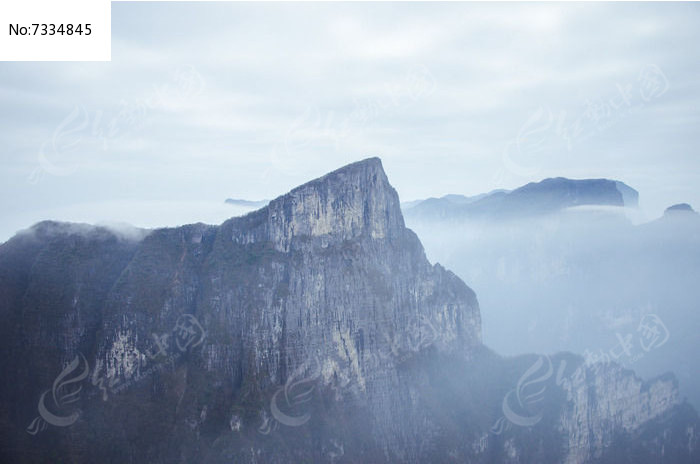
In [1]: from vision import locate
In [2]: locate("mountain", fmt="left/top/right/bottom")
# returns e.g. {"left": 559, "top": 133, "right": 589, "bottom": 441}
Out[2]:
{"left": 0, "top": 159, "right": 697, "bottom": 463}
{"left": 401, "top": 190, "right": 511, "bottom": 209}
{"left": 664, "top": 203, "right": 697, "bottom": 216}
{"left": 405, "top": 182, "right": 700, "bottom": 412}
{"left": 404, "top": 177, "right": 638, "bottom": 221}
{"left": 224, "top": 198, "right": 269, "bottom": 208}
{"left": 401, "top": 190, "right": 510, "bottom": 217}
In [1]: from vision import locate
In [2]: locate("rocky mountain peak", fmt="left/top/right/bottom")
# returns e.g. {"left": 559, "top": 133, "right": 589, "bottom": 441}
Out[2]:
{"left": 0, "top": 159, "right": 697, "bottom": 463}
{"left": 227, "top": 157, "right": 405, "bottom": 251}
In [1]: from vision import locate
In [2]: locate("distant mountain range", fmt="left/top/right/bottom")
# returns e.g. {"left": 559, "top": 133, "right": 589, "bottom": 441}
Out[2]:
{"left": 403, "top": 176, "right": 700, "bottom": 410}
{"left": 224, "top": 198, "right": 269, "bottom": 208}
{"left": 401, "top": 190, "right": 510, "bottom": 210}
{"left": 1, "top": 160, "right": 696, "bottom": 463}
{"left": 404, "top": 177, "right": 639, "bottom": 221}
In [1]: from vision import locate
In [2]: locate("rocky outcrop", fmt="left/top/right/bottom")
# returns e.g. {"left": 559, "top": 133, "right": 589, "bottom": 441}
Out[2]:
{"left": 0, "top": 158, "right": 696, "bottom": 463}
{"left": 560, "top": 364, "right": 680, "bottom": 464}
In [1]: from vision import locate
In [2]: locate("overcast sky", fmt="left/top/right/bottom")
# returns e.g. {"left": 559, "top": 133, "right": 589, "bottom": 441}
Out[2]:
{"left": 2, "top": 2, "right": 700, "bottom": 241}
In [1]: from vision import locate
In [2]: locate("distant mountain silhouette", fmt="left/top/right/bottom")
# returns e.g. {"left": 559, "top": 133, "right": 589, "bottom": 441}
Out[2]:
{"left": 404, "top": 177, "right": 638, "bottom": 221}
{"left": 1, "top": 160, "right": 695, "bottom": 463}
{"left": 664, "top": 203, "right": 697, "bottom": 215}
{"left": 224, "top": 198, "right": 269, "bottom": 208}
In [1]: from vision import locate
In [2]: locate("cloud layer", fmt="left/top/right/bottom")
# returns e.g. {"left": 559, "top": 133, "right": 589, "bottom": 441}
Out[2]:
{"left": 1, "top": 2, "right": 700, "bottom": 240}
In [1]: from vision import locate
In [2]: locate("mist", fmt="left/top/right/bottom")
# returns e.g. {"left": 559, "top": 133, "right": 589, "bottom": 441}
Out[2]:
{"left": 2, "top": 1, "right": 700, "bottom": 461}
{"left": 406, "top": 203, "right": 700, "bottom": 407}
{"left": 1, "top": 200, "right": 257, "bottom": 243}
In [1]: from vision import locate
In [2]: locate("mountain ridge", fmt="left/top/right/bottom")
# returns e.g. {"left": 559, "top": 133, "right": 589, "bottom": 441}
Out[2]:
{"left": 0, "top": 158, "right": 696, "bottom": 463}
{"left": 405, "top": 177, "right": 639, "bottom": 221}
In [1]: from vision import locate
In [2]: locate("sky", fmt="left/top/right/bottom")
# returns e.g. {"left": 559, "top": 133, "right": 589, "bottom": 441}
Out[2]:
{"left": 2, "top": 2, "right": 700, "bottom": 241}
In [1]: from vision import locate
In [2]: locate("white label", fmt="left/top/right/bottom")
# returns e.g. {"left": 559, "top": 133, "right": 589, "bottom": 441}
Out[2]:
{"left": 0, "top": 0, "right": 110, "bottom": 61}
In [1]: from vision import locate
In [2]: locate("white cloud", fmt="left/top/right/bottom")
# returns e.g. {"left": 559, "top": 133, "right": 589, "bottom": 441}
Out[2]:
{"left": 1, "top": 2, "right": 700, "bottom": 241}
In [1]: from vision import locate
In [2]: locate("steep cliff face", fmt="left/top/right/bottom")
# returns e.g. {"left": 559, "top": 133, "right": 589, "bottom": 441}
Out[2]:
{"left": 558, "top": 363, "right": 686, "bottom": 464}
{"left": 0, "top": 158, "right": 480, "bottom": 462}
{"left": 0, "top": 158, "right": 696, "bottom": 463}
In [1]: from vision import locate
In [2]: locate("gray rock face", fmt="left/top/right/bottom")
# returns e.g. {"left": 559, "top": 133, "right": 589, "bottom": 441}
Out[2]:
{"left": 0, "top": 158, "right": 696, "bottom": 463}
{"left": 559, "top": 364, "right": 680, "bottom": 464}
{"left": 205, "top": 158, "right": 480, "bottom": 388}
